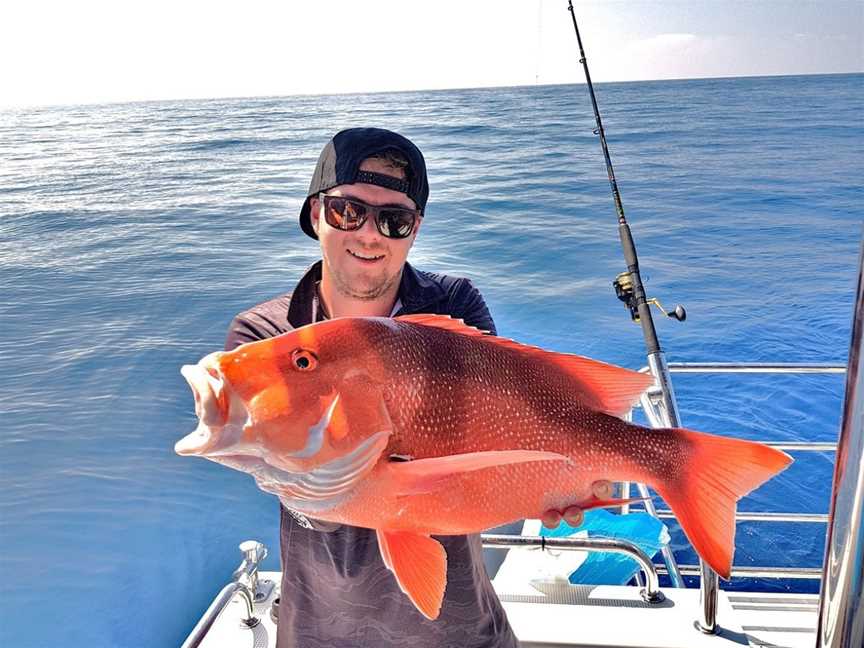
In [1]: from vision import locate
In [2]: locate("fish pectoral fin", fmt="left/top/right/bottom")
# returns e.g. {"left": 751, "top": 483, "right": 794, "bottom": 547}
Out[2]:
{"left": 390, "top": 450, "right": 568, "bottom": 495}
{"left": 376, "top": 529, "right": 447, "bottom": 620}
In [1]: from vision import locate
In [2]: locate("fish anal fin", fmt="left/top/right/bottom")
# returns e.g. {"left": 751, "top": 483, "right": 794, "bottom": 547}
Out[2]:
{"left": 376, "top": 529, "right": 447, "bottom": 620}
{"left": 395, "top": 314, "right": 651, "bottom": 417}
{"left": 391, "top": 450, "right": 568, "bottom": 495}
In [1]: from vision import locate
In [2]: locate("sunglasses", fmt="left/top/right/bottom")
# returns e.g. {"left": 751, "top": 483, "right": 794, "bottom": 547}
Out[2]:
{"left": 318, "top": 193, "right": 421, "bottom": 239}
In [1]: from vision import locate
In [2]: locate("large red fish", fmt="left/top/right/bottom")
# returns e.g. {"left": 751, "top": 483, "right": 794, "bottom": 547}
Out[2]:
{"left": 175, "top": 315, "right": 791, "bottom": 619}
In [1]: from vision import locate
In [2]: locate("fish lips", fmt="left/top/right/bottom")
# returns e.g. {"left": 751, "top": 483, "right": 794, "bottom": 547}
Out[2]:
{"left": 176, "top": 355, "right": 247, "bottom": 457}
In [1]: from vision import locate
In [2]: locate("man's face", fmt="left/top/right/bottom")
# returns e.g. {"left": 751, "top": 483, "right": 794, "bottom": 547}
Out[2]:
{"left": 310, "top": 158, "right": 421, "bottom": 302}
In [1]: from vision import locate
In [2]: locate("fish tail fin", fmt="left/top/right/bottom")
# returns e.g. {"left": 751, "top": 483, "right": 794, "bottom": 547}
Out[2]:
{"left": 653, "top": 428, "right": 792, "bottom": 579}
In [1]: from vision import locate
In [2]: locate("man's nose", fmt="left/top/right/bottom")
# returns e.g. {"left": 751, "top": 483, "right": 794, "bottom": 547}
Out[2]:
{"left": 355, "top": 212, "right": 383, "bottom": 241}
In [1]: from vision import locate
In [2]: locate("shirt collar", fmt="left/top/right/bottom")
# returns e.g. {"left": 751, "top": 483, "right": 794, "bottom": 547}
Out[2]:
{"left": 287, "top": 260, "right": 445, "bottom": 327}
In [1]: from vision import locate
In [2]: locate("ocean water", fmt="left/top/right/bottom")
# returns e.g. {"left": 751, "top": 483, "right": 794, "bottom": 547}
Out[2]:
{"left": 1, "top": 74, "right": 861, "bottom": 647}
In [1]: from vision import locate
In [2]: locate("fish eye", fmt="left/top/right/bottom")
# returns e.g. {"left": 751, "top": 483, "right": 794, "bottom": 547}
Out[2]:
{"left": 291, "top": 349, "right": 318, "bottom": 371}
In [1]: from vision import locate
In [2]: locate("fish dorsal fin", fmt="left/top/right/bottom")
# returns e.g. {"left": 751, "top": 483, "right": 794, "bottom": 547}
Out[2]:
{"left": 376, "top": 529, "right": 447, "bottom": 620}
{"left": 396, "top": 313, "right": 489, "bottom": 336}
{"left": 533, "top": 352, "right": 654, "bottom": 417}
{"left": 395, "top": 314, "right": 653, "bottom": 417}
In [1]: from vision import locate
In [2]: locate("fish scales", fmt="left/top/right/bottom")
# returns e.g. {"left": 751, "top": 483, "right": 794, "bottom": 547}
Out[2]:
{"left": 364, "top": 319, "right": 686, "bottom": 515}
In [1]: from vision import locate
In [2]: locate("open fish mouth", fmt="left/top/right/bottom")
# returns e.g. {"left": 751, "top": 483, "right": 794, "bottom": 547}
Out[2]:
{"left": 176, "top": 353, "right": 232, "bottom": 456}
{"left": 174, "top": 423, "right": 213, "bottom": 456}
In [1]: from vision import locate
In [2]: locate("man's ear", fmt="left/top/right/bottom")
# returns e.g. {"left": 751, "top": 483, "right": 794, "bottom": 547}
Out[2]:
{"left": 410, "top": 217, "right": 423, "bottom": 246}
{"left": 310, "top": 198, "right": 320, "bottom": 235}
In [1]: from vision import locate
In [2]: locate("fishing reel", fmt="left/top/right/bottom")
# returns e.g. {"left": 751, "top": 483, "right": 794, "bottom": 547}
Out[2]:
{"left": 613, "top": 272, "right": 686, "bottom": 323}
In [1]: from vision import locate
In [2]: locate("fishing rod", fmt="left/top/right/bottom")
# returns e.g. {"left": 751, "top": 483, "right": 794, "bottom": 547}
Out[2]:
{"left": 566, "top": 1, "right": 685, "bottom": 341}
{"left": 565, "top": 0, "right": 685, "bottom": 446}
{"left": 565, "top": 0, "right": 714, "bottom": 609}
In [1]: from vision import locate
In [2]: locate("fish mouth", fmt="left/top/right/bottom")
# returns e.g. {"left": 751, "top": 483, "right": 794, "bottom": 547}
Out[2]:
{"left": 175, "top": 422, "right": 213, "bottom": 456}
{"left": 176, "top": 353, "right": 232, "bottom": 456}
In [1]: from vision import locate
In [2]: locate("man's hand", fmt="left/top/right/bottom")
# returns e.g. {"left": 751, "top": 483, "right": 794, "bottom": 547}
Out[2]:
{"left": 541, "top": 480, "right": 614, "bottom": 529}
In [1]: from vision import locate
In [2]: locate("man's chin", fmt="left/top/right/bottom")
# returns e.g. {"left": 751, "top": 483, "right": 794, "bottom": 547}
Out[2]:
{"left": 336, "top": 277, "right": 396, "bottom": 301}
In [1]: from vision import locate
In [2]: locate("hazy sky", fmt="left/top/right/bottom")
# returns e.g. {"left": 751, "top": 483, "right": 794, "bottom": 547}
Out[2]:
{"left": 2, "top": 0, "right": 862, "bottom": 107}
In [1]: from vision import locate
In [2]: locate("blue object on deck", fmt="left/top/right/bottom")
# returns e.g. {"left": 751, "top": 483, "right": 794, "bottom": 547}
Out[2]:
{"left": 539, "top": 509, "right": 670, "bottom": 585}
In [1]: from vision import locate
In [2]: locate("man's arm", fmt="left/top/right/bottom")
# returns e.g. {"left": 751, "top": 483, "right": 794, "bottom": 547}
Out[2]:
{"left": 224, "top": 307, "right": 291, "bottom": 352}
{"left": 446, "top": 278, "right": 497, "bottom": 335}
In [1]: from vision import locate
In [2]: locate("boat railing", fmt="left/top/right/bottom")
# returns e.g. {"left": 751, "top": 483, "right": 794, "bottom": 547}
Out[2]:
{"left": 180, "top": 540, "right": 274, "bottom": 648}
{"left": 479, "top": 363, "right": 843, "bottom": 634}
{"left": 631, "top": 361, "right": 846, "bottom": 634}
{"left": 480, "top": 534, "right": 665, "bottom": 603}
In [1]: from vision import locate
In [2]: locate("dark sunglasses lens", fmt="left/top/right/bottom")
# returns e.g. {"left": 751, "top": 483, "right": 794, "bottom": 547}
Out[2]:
{"left": 325, "top": 197, "right": 366, "bottom": 230}
{"left": 377, "top": 209, "right": 416, "bottom": 238}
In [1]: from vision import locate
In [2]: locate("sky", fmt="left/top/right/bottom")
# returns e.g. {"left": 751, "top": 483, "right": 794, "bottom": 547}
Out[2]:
{"left": 1, "top": 0, "right": 862, "bottom": 107}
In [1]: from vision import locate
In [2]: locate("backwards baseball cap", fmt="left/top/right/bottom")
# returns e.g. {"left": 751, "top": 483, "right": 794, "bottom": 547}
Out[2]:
{"left": 299, "top": 127, "right": 429, "bottom": 239}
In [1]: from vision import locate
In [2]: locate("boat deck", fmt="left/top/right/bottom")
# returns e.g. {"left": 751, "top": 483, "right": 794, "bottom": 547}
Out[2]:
{"left": 495, "top": 581, "right": 818, "bottom": 648}
{"left": 194, "top": 570, "right": 818, "bottom": 648}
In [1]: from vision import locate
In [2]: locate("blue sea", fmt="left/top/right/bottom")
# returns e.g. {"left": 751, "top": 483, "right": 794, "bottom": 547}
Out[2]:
{"left": 1, "top": 74, "right": 861, "bottom": 647}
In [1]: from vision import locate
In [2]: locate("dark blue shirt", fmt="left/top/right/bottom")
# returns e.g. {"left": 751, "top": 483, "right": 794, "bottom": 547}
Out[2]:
{"left": 225, "top": 261, "right": 518, "bottom": 648}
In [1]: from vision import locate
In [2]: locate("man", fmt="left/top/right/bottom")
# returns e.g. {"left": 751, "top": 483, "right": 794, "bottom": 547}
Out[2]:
{"left": 225, "top": 127, "right": 608, "bottom": 647}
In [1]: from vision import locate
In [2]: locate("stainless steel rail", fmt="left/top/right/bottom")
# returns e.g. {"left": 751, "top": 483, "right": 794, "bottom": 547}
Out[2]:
{"left": 816, "top": 239, "right": 864, "bottom": 648}
{"left": 663, "top": 362, "right": 847, "bottom": 374}
{"left": 654, "top": 509, "right": 830, "bottom": 524}
{"left": 697, "top": 561, "right": 718, "bottom": 635}
{"left": 763, "top": 441, "right": 838, "bottom": 451}
{"left": 657, "top": 565, "right": 824, "bottom": 579}
{"left": 636, "top": 361, "right": 847, "bottom": 634}
{"left": 481, "top": 533, "right": 664, "bottom": 603}
{"left": 634, "top": 376, "right": 687, "bottom": 590}
{"left": 639, "top": 364, "right": 716, "bottom": 630}
{"left": 621, "top": 412, "right": 684, "bottom": 588}
{"left": 181, "top": 541, "right": 268, "bottom": 648}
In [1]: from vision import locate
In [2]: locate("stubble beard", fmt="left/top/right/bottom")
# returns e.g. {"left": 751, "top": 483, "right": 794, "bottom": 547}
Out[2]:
{"left": 328, "top": 259, "right": 401, "bottom": 302}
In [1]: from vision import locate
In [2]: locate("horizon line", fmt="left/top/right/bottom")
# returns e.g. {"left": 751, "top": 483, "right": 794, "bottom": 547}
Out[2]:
{"left": 3, "top": 70, "right": 861, "bottom": 112}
